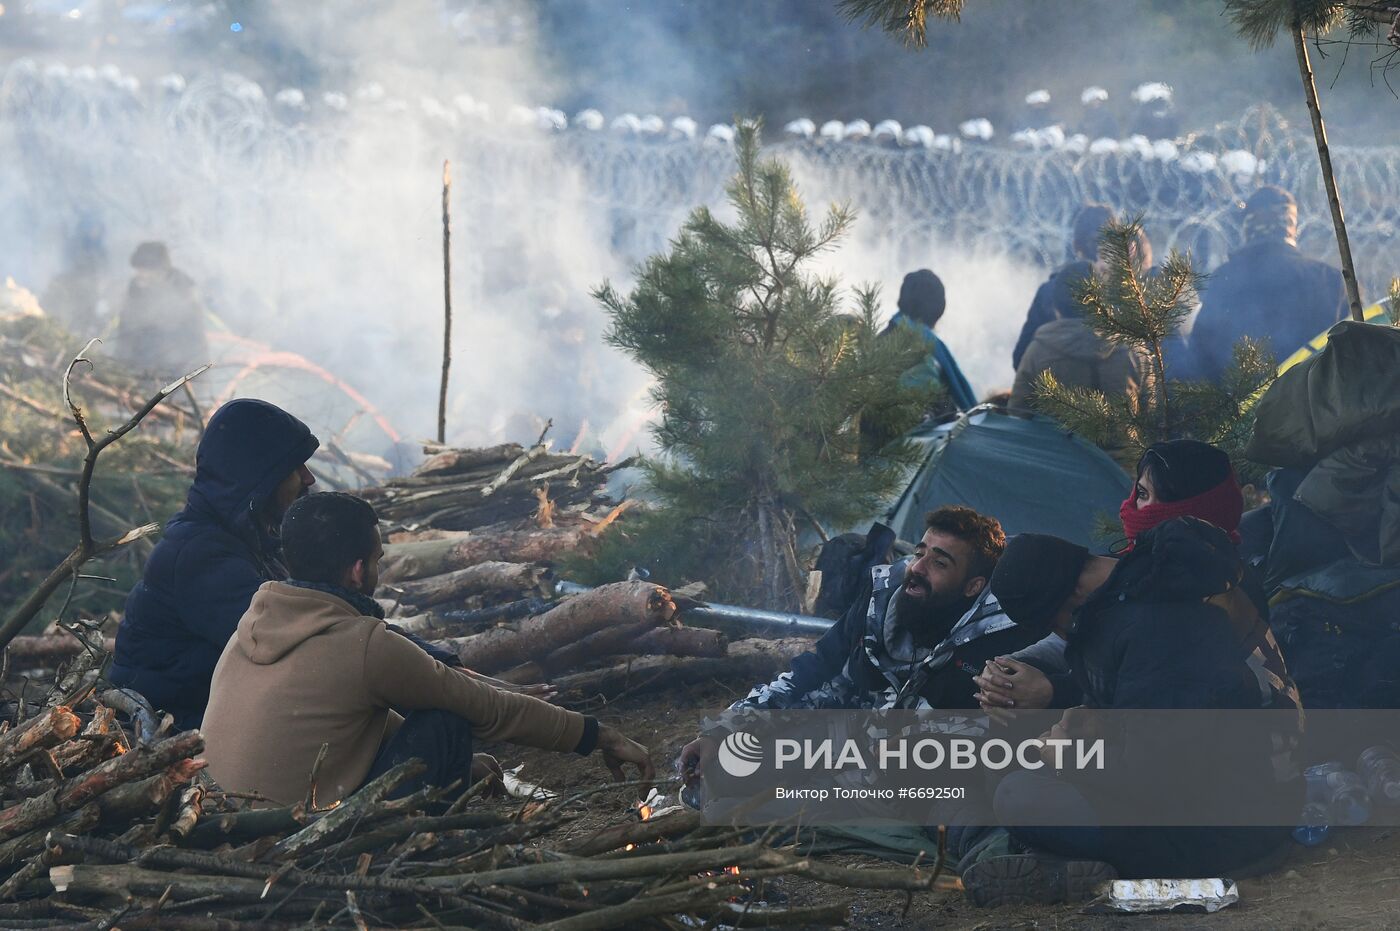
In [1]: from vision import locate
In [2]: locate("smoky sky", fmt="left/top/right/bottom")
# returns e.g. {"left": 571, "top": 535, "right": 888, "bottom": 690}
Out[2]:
{"left": 1, "top": 0, "right": 1395, "bottom": 460}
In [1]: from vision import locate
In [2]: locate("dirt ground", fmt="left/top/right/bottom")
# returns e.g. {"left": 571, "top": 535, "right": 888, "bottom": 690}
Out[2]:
{"left": 496, "top": 678, "right": 1400, "bottom": 930}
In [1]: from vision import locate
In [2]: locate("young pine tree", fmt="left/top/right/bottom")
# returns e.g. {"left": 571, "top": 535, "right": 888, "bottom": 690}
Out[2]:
{"left": 1031, "top": 218, "right": 1277, "bottom": 475}
{"left": 591, "top": 121, "right": 933, "bottom": 610}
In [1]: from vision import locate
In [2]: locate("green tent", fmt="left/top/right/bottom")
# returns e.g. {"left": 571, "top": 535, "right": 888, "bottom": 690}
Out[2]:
{"left": 883, "top": 406, "right": 1131, "bottom": 550}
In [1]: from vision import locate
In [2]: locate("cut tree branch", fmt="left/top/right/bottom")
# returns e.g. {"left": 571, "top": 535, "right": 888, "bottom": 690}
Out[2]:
{"left": 0, "top": 351, "right": 209, "bottom": 654}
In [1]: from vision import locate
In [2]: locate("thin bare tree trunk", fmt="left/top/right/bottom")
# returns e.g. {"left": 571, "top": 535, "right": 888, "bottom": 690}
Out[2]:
{"left": 1292, "top": 22, "right": 1365, "bottom": 321}
{"left": 438, "top": 159, "right": 453, "bottom": 443}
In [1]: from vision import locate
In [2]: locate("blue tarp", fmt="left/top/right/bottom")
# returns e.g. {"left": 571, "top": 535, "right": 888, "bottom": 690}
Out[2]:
{"left": 883, "top": 406, "right": 1131, "bottom": 551}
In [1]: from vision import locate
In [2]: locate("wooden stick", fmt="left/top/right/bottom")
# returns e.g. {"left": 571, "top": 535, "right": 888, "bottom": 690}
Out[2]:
{"left": 263, "top": 759, "right": 426, "bottom": 861}
{"left": 389, "top": 562, "right": 550, "bottom": 609}
{"left": 536, "top": 886, "right": 724, "bottom": 931}
{"left": 1293, "top": 21, "right": 1364, "bottom": 321}
{"left": 481, "top": 444, "right": 551, "bottom": 498}
{"left": 565, "top": 810, "right": 703, "bottom": 857}
{"left": 551, "top": 638, "right": 812, "bottom": 701}
{"left": 380, "top": 525, "right": 596, "bottom": 583}
{"left": 438, "top": 159, "right": 453, "bottom": 445}
{"left": 416, "top": 444, "right": 523, "bottom": 477}
{"left": 181, "top": 805, "right": 307, "bottom": 848}
{"left": 0, "top": 706, "right": 81, "bottom": 774}
{"left": 0, "top": 357, "right": 208, "bottom": 654}
{"left": 0, "top": 730, "right": 203, "bottom": 839}
{"left": 712, "top": 901, "right": 851, "bottom": 928}
{"left": 441, "top": 582, "right": 676, "bottom": 673}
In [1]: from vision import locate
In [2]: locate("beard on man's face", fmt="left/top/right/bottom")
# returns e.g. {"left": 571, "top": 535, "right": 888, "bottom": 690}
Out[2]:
{"left": 891, "top": 581, "right": 967, "bottom": 631}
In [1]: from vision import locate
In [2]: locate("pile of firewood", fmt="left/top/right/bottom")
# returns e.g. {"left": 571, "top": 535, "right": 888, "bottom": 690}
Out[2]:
{"left": 358, "top": 440, "right": 820, "bottom": 706}
{"left": 0, "top": 652, "right": 952, "bottom": 929}
{"left": 363, "top": 441, "right": 620, "bottom": 532}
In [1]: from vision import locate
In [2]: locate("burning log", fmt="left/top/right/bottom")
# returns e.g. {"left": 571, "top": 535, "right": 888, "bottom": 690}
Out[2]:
{"left": 0, "top": 730, "right": 202, "bottom": 840}
{"left": 566, "top": 809, "right": 704, "bottom": 856}
{"left": 442, "top": 581, "right": 676, "bottom": 674}
{"left": 551, "top": 637, "right": 814, "bottom": 701}
{"left": 0, "top": 706, "right": 81, "bottom": 773}
{"left": 385, "top": 560, "right": 552, "bottom": 608}
{"left": 51, "top": 706, "right": 118, "bottom": 773}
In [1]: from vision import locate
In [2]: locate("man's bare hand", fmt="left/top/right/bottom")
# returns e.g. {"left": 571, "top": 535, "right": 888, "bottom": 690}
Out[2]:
{"left": 597, "top": 725, "right": 655, "bottom": 789}
{"left": 467, "top": 669, "right": 559, "bottom": 702}
{"left": 677, "top": 736, "right": 719, "bottom": 779}
{"left": 505, "top": 681, "right": 559, "bottom": 702}
{"left": 973, "top": 656, "right": 1053, "bottom": 711}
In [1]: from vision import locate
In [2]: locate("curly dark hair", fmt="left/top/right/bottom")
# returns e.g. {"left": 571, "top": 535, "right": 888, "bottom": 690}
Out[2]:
{"left": 925, "top": 506, "right": 1006, "bottom": 580}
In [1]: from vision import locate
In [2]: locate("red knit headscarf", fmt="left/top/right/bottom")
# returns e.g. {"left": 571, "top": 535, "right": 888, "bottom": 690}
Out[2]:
{"left": 1120, "top": 463, "right": 1244, "bottom": 551}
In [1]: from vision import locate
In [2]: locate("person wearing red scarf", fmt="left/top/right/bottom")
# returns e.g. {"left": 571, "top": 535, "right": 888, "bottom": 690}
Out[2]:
{"left": 1121, "top": 440, "right": 1244, "bottom": 549}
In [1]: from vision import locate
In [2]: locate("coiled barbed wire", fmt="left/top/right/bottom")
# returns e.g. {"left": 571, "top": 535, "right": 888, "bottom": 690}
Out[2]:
{"left": 2, "top": 61, "right": 1395, "bottom": 300}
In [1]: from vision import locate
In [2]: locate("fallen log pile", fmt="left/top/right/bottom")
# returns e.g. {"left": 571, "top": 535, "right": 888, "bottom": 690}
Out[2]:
{"left": 363, "top": 441, "right": 622, "bottom": 532}
{"left": 353, "top": 440, "right": 822, "bottom": 706}
{"left": 0, "top": 666, "right": 953, "bottom": 929}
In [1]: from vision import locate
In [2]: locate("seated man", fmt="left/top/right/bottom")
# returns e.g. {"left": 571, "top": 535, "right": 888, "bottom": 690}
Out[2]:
{"left": 111, "top": 398, "right": 319, "bottom": 729}
{"left": 957, "top": 520, "right": 1300, "bottom": 907}
{"left": 679, "top": 506, "right": 1060, "bottom": 773}
{"left": 203, "top": 492, "right": 654, "bottom": 804}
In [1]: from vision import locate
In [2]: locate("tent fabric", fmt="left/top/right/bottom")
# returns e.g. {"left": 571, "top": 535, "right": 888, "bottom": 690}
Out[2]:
{"left": 1274, "top": 300, "right": 1390, "bottom": 375}
{"left": 1247, "top": 320, "right": 1400, "bottom": 469}
{"left": 884, "top": 406, "right": 1131, "bottom": 550}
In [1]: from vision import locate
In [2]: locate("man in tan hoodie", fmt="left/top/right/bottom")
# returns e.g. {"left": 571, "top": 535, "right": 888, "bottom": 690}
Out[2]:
{"left": 203, "top": 492, "right": 653, "bottom": 805}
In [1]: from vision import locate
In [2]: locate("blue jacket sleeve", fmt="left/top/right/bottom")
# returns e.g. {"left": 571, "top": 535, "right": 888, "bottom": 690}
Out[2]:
{"left": 172, "top": 538, "right": 268, "bottom": 651}
{"left": 724, "top": 593, "right": 865, "bottom": 714}
{"left": 1013, "top": 280, "right": 1055, "bottom": 371}
{"left": 387, "top": 625, "right": 464, "bottom": 667}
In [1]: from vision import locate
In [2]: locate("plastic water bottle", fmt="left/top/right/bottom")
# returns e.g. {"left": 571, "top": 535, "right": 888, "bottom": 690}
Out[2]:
{"left": 1308, "top": 762, "right": 1372, "bottom": 826}
{"left": 1357, "top": 746, "right": 1400, "bottom": 804}
{"left": 1292, "top": 799, "right": 1330, "bottom": 846}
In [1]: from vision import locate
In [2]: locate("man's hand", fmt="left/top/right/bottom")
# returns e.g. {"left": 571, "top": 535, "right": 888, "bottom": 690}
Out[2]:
{"left": 465, "top": 669, "right": 559, "bottom": 702}
{"left": 677, "top": 736, "right": 719, "bottom": 780}
{"left": 501, "top": 681, "right": 559, "bottom": 702}
{"left": 470, "top": 753, "right": 505, "bottom": 796}
{"left": 597, "top": 725, "right": 655, "bottom": 789}
{"left": 974, "top": 656, "right": 1053, "bottom": 713}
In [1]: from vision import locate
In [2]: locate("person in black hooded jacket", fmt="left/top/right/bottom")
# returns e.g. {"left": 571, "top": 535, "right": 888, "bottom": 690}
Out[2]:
{"left": 955, "top": 518, "right": 1300, "bottom": 907}
{"left": 110, "top": 399, "right": 321, "bottom": 730}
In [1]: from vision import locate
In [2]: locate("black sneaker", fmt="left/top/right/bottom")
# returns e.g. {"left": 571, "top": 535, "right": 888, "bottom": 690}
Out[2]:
{"left": 962, "top": 854, "right": 1117, "bottom": 908}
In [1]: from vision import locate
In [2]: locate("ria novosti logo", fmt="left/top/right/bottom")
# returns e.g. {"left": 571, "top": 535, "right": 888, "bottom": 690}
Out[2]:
{"left": 717, "top": 731, "right": 764, "bottom": 777}
{"left": 714, "top": 731, "right": 1106, "bottom": 777}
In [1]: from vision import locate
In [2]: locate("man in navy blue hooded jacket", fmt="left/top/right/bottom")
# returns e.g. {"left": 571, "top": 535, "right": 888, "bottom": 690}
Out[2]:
{"left": 110, "top": 399, "right": 320, "bottom": 730}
